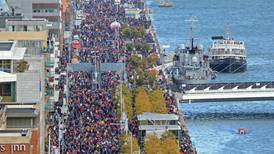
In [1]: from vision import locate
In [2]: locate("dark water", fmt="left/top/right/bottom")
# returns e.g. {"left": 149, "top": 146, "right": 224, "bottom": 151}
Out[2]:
{"left": 146, "top": 0, "right": 274, "bottom": 153}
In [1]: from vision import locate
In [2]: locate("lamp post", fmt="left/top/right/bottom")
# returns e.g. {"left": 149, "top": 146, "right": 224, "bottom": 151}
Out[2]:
{"left": 110, "top": 20, "right": 123, "bottom": 113}
{"left": 114, "top": 0, "right": 121, "bottom": 15}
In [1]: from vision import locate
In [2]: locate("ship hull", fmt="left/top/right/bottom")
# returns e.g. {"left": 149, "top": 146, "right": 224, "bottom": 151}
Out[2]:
{"left": 172, "top": 77, "right": 211, "bottom": 85}
{"left": 210, "top": 58, "right": 247, "bottom": 73}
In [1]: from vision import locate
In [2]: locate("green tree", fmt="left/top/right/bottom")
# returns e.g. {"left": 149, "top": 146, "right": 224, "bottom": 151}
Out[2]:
{"left": 122, "top": 27, "right": 132, "bottom": 38}
{"left": 126, "top": 43, "right": 134, "bottom": 51}
{"left": 142, "top": 44, "right": 151, "bottom": 52}
{"left": 120, "top": 133, "right": 139, "bottom": 154}
{"left": 135, "top": 87, "right": 152, "bottom": 115}
{"left": 128, "top": 55, "right": 142, "bottom": 68}
{"left": 122, "top": 84, "right": 133, "bottom": 121}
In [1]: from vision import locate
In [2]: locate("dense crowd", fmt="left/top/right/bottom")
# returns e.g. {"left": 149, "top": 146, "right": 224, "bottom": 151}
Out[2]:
{"left": 63, "top": 71, "right": 120, "bottom": 153}
{"left": 48, "top": 0, "right": 196, "bottom": 153}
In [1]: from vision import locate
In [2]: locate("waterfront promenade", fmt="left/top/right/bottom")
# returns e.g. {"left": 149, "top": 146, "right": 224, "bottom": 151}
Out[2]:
{"left": 48, "top": 0, "right": 196, "bottom": 153}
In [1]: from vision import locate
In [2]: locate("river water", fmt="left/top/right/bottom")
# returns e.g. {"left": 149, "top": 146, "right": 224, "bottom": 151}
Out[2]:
{"left": 146, "top": 0, "right": 274, "bottom": 153}
{"left": 1, "top": 0, "right": 273, "bottom": 153}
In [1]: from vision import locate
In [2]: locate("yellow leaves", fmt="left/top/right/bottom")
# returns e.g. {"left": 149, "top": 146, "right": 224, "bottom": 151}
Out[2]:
{"left": 161, "top": 137, "right": 180, "bottom": 154}
{"left": 114, "top": 84, "right": 133, "bottom": 121}
{"left": 135, "top": 87, "right": 152, "bottom": 115}
{"left": 135, "top": 87, "right": 168, "bottom": 115}
{"left": 144, "top": 134, "right": 162, "bottom": 154}
{"left": 119, "top": 133, "right": 140, "bottom": 154}
{"left": 149, "top": 88, "right": 168, "bottom": 114}
{"left": 161, "top": 132, "right": 180, "bottom": 154}
{"left": 145, "top": 132, "right": 180, "bottom": 154}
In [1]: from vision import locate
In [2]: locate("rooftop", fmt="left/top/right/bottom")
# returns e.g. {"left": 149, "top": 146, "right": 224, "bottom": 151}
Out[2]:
{"left": 0, "top": 41, "right": 26, "bottom": 60}
{"left": 137, "top": 112, "right": 179, "bottom": 121}
{"left": 0, "top": 71, "right": 16, "bottom": 82}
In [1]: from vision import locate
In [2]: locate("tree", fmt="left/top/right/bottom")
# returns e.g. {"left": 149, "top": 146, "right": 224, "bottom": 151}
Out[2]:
{"left": 161, "top": 132, "right": 180, "bottom": 154}
{"left": 147, "top": 54, "right": 158, "bottom": 67}
{"left": 114, "top": 84, "right": 133, "bottom": 121}
{"left": 120, "top": 133, "right": 139, "bottom": 154}
{"left": 142, "top": 44, "right": 151, "bottom": 52}
{"left": 122, "top": 27, "right": 132, "bottom": 38}
{"left": 144, "top": 134, "right": 162, "bottom": 154}
{"left": 126, "top": 43, "right": 134, "bottom": 51}
{"left": 16, "top": 60, "right": 29, "bottom": 72}
{"left": 144, "top": 132, "right": 180, "bottom": 154}
{"left": 128, "top": 55, "right": 142, "bottom": 69}
{"left": 146, "top": 69, "right": 157, "bottom": 86}
{"left": 149, "top": 88, "right": 168, "bottom": 114}
{"left": 135, "top": 87, "right": 152, "bottom": 115}
{"left": 122, "top": 84, "right": 133, "bottom": 121}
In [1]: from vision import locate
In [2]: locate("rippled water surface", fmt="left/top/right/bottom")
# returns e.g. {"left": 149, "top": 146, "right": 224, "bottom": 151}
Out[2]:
{"left": 146, "top": 0, "right": 274, "bottom": 153}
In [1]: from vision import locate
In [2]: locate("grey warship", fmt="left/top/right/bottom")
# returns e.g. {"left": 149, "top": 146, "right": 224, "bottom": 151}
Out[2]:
{"left": 170, "top": 18, "right": 216, "bottom": 84}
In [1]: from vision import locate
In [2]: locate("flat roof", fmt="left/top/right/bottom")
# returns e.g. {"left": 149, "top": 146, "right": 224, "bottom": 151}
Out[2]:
{"left": 139, "top": 125, "right": 181, "bottom": 131}
{"left": 6, "top": 18, "right": 47, "bottom": 22}
{"left": 0, "top": 71, "right": 16, "bottom": 83}
{"left": 138, "top": 112, "right": 179, "bottom": 121}
{"left": 0, "top": 41, "right": 26, "bottom": 60}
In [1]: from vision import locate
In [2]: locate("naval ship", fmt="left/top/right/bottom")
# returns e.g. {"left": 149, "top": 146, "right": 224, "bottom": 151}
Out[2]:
{"left": 170, "top": 18, "right": 216, "bottom": 84}
{"left": 208, "top": 34, "right": 247, "bottom": 73}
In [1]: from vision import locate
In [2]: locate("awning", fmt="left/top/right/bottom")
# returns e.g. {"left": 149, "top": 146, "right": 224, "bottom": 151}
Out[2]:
{"left": 0, "top": 71, "right": 16, "bottom": 83}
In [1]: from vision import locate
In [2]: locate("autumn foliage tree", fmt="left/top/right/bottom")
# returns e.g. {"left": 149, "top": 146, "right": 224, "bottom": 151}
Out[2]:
{"left": 145, "top": 132, "right": 180, "bottom": 154}
{"left": 144, "top": 134, "right": 162, "bottom": 154}
{"left": 161, "top": 132, "right": 180, "bottom": 154}
{"left": 135, "top": 87, "right": 152, "bottom": 115}
{"left": 119, "top": 133, "right": 139, "bottom": 154}
{"left": 122, "top": 84, "right": 134, "bottom": 121}
{"left": 114, "top": 84, "right": 134, "bottom": 121}
{"left": 149, "top": 88, "right": 168, "bottom": 114}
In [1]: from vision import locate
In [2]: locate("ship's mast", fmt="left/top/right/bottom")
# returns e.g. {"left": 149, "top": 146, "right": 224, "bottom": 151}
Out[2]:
{"left": 224, "top": 23, "right": 231, "bottom": 40}
{"left": 185, "top": 16, "right": 198, "bottom": 50}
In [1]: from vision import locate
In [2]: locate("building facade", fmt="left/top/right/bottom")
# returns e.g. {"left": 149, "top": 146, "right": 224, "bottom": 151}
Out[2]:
{"left": 5, "top": 0, "right": 61, "bottom": 39}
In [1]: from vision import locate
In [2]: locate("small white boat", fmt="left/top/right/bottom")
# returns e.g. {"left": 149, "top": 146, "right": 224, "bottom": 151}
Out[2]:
{"left": 158, "top": 0, "right": 173, "bottom": 7}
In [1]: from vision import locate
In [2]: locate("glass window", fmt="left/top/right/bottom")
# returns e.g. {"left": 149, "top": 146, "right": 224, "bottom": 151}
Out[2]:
{"left": 0, "top": 60, "right": 11, "bottom": 73}
{"left": 0, "top": 83, "right": 11, "bottom": 96}
{"left": 23, "top": 25, "right": 27, "bottom": 31}
{"left": 7, "top": 118, "right": 33, "bottom": 128}
{"left": 48, "top": 9, "right": 54, "bottom": 13}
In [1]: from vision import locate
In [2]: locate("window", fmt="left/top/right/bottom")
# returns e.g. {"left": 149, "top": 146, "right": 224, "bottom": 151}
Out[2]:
{"left": 35, "top": 25, "right": 42, "bottom": 31}
{"left": 23, "top": 25, "right": 27, "bottom": 31}
{"left": 48, "top": 9, "right": 55, "bottom": 13}
{"left": 7, "top": 118, "right": 33, "bottom": 128}
{"left": 0, "top": 60, "right": 11, "bottom": 73}
{"left": 0, "top": 83, "right": 11, "bottom": 96}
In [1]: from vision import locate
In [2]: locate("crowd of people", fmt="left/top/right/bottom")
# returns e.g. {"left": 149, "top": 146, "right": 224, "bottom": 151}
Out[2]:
{"left": 47, "top": 0, "right": 196, "bottom": 153}
{"left": 63, "top": 71, "right": 120, "bottom": 153}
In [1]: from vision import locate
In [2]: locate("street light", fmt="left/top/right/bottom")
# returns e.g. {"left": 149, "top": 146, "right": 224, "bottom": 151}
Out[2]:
{"left": 110, "top": 20, "right": 124, "bottom": 112}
